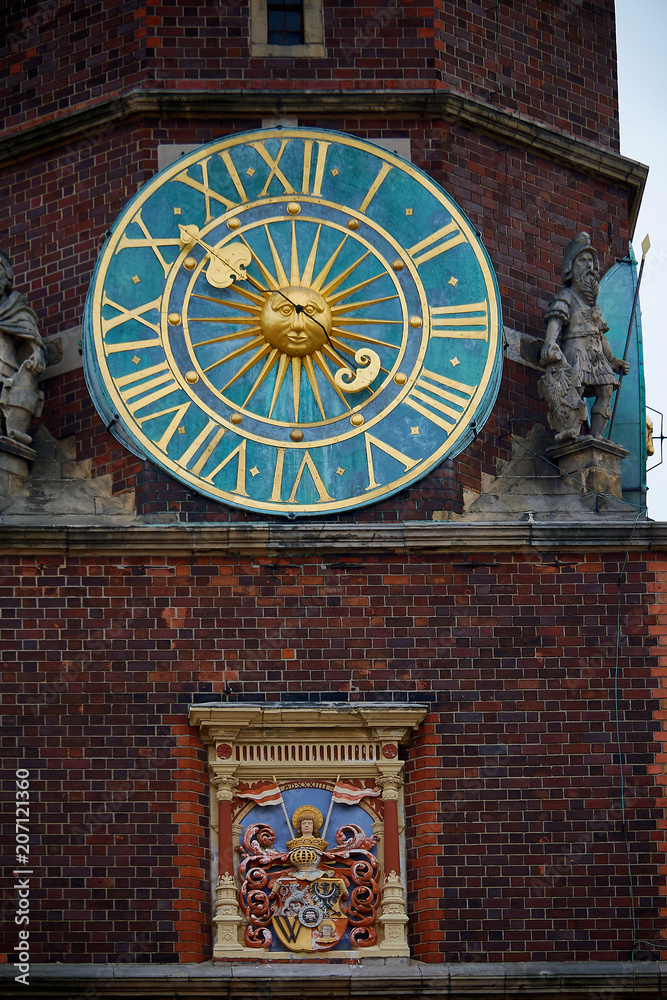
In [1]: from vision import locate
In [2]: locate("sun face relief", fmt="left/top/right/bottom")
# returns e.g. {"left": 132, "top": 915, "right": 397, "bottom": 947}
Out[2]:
{"left": 260, "top": 287, "right": 332, "bottom": 357}
{"left": 83, "top": 127, "right": 503, "bottom": 515}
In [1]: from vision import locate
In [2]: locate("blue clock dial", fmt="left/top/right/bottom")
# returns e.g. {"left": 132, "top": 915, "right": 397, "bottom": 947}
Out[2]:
{"left": 83, "top": 127, "right": 503, "bottom": 515}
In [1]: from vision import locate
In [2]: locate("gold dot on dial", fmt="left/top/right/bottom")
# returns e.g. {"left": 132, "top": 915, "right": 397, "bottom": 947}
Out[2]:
{"left": 350, "top": 414, "right": 364, "bottom": 426}
{"left": 185, "top": 370, "right": 199, "bottom": 384}
{"left": 227, "top": 218, "right": 241, "bottom": 230}
{"left": 347, "top": 219, "right": 359, "bottom": 230}
{"left": 290, "top": 428, "right": 304, "bottom": 441}
{"left": 168, "top": 313, "right": 181, "bottom": 326}
{"left": 184, "top": 257, "right": 197, "bottom": 270}
{"left": 287, "top": 202, "right": 301, "bottom": 216}
{"left": 230, "top": 413, "right": 243, "bottom": 425}
{"left": 409, "top": 316, "right": 422, "bottom": 328}
{"left": 392, "top": 259, "right": 404, "bottom": 271}
{"left": 394, "top": 372, "right": 407, "bottom": 385}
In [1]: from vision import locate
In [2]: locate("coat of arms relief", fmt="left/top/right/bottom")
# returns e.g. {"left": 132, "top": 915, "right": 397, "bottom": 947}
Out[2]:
{"left": 188, "top": 704, "right": 427, "bottom": 960}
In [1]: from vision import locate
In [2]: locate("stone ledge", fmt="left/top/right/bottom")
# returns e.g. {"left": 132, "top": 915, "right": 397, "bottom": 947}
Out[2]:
{"left": 0, "top": 87, "right": 647, "bottom": 234}
{"left": 0, "top": 961, "right": 663, "bottom": 999}
{"left": 0, "top": 519, "right": 665, "bottom": 555}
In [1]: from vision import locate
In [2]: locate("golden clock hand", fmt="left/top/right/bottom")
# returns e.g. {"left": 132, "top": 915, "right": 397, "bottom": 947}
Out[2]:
{"left": 178, "top": 225, "right": 244, "bottom": 278}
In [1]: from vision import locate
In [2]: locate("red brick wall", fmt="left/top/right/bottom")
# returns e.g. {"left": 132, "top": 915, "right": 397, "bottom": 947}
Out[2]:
{"left": 2, "top": 1, "right": 619, "bottom": 148}
{"left": 1, "top": 549, "right": 662, "bottom": 963}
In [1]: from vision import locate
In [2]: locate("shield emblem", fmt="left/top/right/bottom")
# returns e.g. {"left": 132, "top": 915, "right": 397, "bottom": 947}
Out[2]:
{"left": 271, "top": 875, "right": 349, "bottom": 952}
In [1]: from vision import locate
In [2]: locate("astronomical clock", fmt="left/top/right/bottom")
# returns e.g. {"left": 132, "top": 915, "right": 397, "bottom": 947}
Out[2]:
{"left": 83, "top": 127, "right": 503, "bottom": 515}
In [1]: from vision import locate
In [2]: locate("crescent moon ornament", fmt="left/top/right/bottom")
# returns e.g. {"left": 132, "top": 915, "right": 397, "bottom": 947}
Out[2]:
{"left": 334, "top": 349, "right": 382, "bottom": 393}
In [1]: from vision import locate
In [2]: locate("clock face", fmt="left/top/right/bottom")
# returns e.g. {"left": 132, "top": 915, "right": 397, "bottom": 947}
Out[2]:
{"left": 83, "top": 127, "right": 503, "bottom": 516}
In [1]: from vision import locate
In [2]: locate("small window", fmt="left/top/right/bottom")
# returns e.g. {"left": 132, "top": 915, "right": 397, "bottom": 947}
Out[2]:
{"left": 267, "top": 0, "right": 304, "bottom": 46}
{"left": 249, "top": 0, "right": 325, "bottom": 58}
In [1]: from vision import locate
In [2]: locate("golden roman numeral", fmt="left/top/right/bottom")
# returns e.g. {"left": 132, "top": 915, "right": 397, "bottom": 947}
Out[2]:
{"left": 249, "top": 139, "right": 296, "bottom": 197}
{"left": 405, "top": 369, "right": 476, "bottom": 432}
{"left": 358, "top": 163, "right": 393, "bottom": 214}
{"left": 115, "top": 361, "right": 181, "bottom": 416}
{"left": 101, "top": 292, "right": 162, "bottom": 338}
{"left": 301, "top": 140, "right": 330, "bottom": 196}
{"left": 171, "top": 156, "right": 247, "bottom": 224}
{"left": 136, "top": 400, "right": 191, "bottom": 451}
{"left": 270, "top": 448, "right": 331, "bottom": 503}
{"left": 408, "top": 221, "right": 467, "bottom": 267}
{"left": 430, "top": 301, "right": 489, "bottom": 340}
{"left": 203, "top": 437, "right": 248, "bottom": 496}
{"left": 364, "top": 432, "right": 419, "bottom": 491}
{"left": 177, "top": 419, "right": 227, "bottom": 476}
{"left": 115, "top": 211, "right": 181, "bottom": 277}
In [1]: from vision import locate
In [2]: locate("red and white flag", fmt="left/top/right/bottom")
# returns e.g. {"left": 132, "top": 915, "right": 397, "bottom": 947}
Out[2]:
{"left": 237, "top": 781, "right": 283, "bottom": 807}
{"left": 332, "top": 779, "right": 381, "bottom": 805}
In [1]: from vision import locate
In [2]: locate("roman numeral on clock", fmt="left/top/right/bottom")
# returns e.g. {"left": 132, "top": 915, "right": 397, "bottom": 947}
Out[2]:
{"left": 114, "top": 361, "right": 181, "bottom": 416}
{"left": 115, "top": 211, "right": 182, "bottom": 277}
{"left": 430, "top": 301, "right": 489, "bottom": 340}
{"left": 270, "top": 448, "right": 332, "bottom": 504}
{"left": 171, "top": 155, "right": 249, "bottom": 223}
{"left": 405, "top": 370, "right": 476, "bottom": 432}
{"left": 408, "top": 221, "right": 467, "bottom": 266}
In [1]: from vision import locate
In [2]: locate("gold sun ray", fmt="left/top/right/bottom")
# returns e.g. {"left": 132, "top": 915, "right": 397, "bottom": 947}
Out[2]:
{"left": 240, "top": 234, "right": 279, "bottom": 291}
{"left": 321, "top": 341, "right": 355, "bottom": 371}
{"left": 190, "top": 299, "right": 258, "bottom": 317}
{"left": 243, "top": 348, "right": 281, "bottom": 407}
{"left": 193, "top": 288, "right": 265, "bottom": 307}
{"left": 263, "top": 226, "right": 289, "bottom": 287}
{"left": 311, "top": 234, "right": 350, "bottom": 291}
{"left": 268, "top": 353, "right": 291, "bottom": 418}
{"left": 325, "top": 270, "right": 386, "bottom": 306}
{"left": 302, "top": 355, "right": 327, "bottom": 419}
{"left": 190, "top": 315, "right": 261, "bottom": 324}
{"left": 312, "top": 352, "right": 353, "bottom": 410}
{"left": 333, "top": 318, "right": 403, "bottom": 326}
{"left": 202, "top": 335, "right": 266, "bottom": 373}
{"left": 330, "top": 327, "right": 398, "bottom": 350}
{"left": 192, "top": 327, "right": 261, "bottom": 348}
{"left": 331, "top": 294, "right": 399, "bottom": 315}
{"left": 220, "top": 342, "right": 274, "bottom": 392}
{"left": 321, "top": 252, "right": 372, "bottom": 299}
{"left": 291, "top": 356, "right": 303, "bottom": 421}
{"left": 290, "top": 221, "right": 300, "bottom": 286}
{"left": 300, "top": 225, "right": 322, "bottom": 287}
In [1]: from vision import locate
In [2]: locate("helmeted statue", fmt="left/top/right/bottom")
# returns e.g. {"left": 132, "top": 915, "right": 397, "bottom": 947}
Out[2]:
{"left": 538, "top": 232, "right": 629, "bottom": 443}
{"left": 0, "top": 250, "right": 46, "bottom": 448}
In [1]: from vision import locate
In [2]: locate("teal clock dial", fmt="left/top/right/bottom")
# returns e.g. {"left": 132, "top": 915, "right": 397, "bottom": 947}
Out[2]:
{"left": 83, "top": 127, "right": 503, "bottom": 516}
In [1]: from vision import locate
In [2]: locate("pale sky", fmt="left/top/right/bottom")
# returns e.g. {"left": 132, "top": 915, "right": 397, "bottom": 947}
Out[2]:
{"left": 616, "top": 0, "right": 667, "bottom": 520}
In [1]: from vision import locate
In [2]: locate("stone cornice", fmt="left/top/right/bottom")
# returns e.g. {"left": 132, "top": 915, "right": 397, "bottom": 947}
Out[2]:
{"left": 0, "top": 520, "right": 665, "bottom": 556}
{"left": 0, "top": 961, "right": 663, "bottom": 999}
{"left": 0, "top": 87, "right": 647, "bottom": 234}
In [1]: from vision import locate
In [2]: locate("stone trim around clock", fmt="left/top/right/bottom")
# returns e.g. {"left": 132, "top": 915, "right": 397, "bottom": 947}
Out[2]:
{"left": 249, "top": 0, "right": 326, "bottom": 58}
{"left": 188, "top": 702, "right": 427, "bottom": 960}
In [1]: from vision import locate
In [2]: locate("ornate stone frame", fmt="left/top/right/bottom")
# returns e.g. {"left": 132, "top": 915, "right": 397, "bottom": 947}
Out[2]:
{"left": 188, "top": 702, "right": 427, "bottom": 960}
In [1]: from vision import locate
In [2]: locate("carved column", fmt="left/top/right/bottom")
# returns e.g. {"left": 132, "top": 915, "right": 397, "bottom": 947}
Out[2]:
{"left": 377, "top": 771, "right": 402, "bottom": 877}
{"left": 212, "top": 769, "right": 236, "bottom": 879}
{"left": 211, "top": 768, "right": 244, "bottom": 956}
{"left": 376, "top": 769, "right": 409, "bottom": 956}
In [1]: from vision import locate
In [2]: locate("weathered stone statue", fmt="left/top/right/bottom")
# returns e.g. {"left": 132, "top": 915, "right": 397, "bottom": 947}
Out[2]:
{"left": 0, "top": 250, "right": 45, "bottom": 450}
{"left": 538, "top": 232, "right": 629, "bottom": 442}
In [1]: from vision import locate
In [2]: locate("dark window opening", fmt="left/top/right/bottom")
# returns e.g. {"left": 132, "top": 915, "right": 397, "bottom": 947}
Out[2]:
{"left": 267, "top": 0, "right": 304, "bottom": 45}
